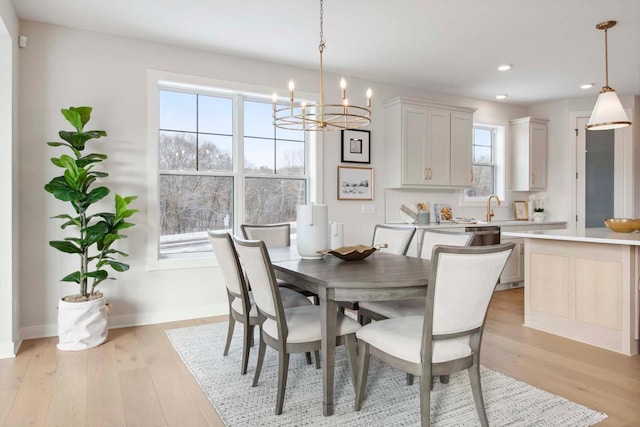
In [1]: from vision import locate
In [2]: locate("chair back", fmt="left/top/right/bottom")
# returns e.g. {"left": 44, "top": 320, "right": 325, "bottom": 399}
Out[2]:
{"left": 207, "top": 231, "right": 247, "bottom": 299}
{"left": 372, "top": 225, "right": 416, "bottom": 255}
{"left": 241, "top": 223, "right": 291, "bottom": 248}
{"left": 422, "top": 243, "right": 514, "bottom": 358}
{"left": 420, "top": 230, "right": 473, "bottom": 260}
{"left": 233, "top": 237, "right": 283, "bottom": 321}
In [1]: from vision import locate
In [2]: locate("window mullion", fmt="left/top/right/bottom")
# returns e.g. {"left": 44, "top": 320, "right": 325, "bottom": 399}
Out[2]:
{"left": 235, "top": 93, "right": 244, "bottom": 233}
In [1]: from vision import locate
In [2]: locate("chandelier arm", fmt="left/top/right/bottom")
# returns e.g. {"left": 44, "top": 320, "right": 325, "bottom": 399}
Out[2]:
{"left": 604, "top": 27, "right": 609, "bottom": 87}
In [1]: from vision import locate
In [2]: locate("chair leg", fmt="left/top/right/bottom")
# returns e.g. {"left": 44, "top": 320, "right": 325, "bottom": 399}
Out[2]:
{"left": 241, "top": 322, "right": 251, "bottom": 375}
{"left": 338, "top": 306, "right": 346, "bottom": 314}
{"left": 344, "top": 334, "right": 358, "bottom": 392}
{"left": 249, "top": 325, "right": 255, "bottom": 347}
{"left": 354, "top": 342, "right": 370, "bottom": 411}
{"left": 252, "top": 329, "right": 266, "bottom": 387}
{"left": 439, "top": 374, "right": 449, "bottom": 384}
{"left": 223, "top": 316, "right": 235, "bottom": 356}
{"left": 314, "top": 350, "right": 321, "bottom": 369}
{"left": 305, "top": 352, "right": 312, "bottom": 365}
{"left": 275, "top": 352, "right": 290, "bottom": 415}
{"left": 407, "top": 373, "right": 414, "bottom": 385}
{"left": 419, "top": 374, "right": 432, "bottom": 427}
{"left": 468, "top": 364, "right": 489, "bottom": 427}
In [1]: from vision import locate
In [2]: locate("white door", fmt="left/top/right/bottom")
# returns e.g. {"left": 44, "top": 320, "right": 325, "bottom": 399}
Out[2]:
{"left": 575, "top": 116, "right": 632, "bottom": 233}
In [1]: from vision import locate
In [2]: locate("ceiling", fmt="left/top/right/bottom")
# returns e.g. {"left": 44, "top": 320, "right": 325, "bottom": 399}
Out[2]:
{"left": 11, "top": 0, "right": 640, "bottom": 105}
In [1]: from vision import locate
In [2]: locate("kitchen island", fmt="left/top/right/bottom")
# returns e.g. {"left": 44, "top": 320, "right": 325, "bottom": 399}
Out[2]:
{"left": 502, "top": 228, "right": 640, "bottom": 355}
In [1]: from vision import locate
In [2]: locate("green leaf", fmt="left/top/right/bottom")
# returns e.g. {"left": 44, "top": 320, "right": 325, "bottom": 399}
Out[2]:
{"left": 44, "top": 178, "right": 84, "bottom": 202}
{"left": 49, "top": 240, "right": 82, "bottom": 254}
{"left": 50, "top": 157, "right": 64, "bottom": 168}
{"left": 61, "top": 271, "right": 81, "bottom": 283}
{"left": 114, "top": 221, "right": 136, "bottom": 230}
{"left": 123, "top": 195, "right": 138, "bottom": 204}
{"left": 84, "top": 130, "right": 107, "bottom": 139}
{"left": 69, "top": 106, "right": 92, "bottom": 127}
{"left": 47, "top": 141, "right": 71, "bottom": 148}
{"left": 86, "top": 187, "right": 110, "bottom": 204}
{"left": 101, "top": 261, "right": 130, "bottom": 272}
{"left": 61, "top": 108, "right": 84, "bottom": 132}
{"left": 86, "top": 270, "right": 108, "bottom": 280}
{"left": 86, "top": 222, "right": 109, "bottom": 245}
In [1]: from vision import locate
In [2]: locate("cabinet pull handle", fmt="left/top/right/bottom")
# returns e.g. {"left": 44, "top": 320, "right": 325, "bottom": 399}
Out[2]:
{"left": 428, "top": 168, "right": 432, "bottom": 180}
{"left": 424, "top": 168, "right": 429, "bottom": 180}
{"left": 470, "top": 169, "right": 474, "bottom": 182}
{"left": 531, "top": 173, "right": 536, "bottom": 184}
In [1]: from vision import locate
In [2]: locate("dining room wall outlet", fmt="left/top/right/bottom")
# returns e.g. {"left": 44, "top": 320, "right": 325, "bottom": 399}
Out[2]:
{"left": 361, "top": 204, "right": 376, "bottom": 214}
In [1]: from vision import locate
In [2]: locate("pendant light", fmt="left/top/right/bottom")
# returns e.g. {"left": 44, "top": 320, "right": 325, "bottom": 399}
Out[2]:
{"left": 272, "top": 0, "right": 372, "bottom": 131}
{"left": 587, "top": 21, "right": 631, "bottom": 130}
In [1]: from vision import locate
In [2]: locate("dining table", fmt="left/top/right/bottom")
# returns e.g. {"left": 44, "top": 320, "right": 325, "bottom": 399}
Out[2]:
{"left": 269, "top": 248, "right": 431, "bottom": 416}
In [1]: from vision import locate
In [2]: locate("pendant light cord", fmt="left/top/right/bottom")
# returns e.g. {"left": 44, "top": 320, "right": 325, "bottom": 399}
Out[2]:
{"left": 604, "top": 26, "right": 609, "bottom": 88}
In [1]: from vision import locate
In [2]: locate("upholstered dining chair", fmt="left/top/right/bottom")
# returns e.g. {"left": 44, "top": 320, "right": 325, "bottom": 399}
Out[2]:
{"left": 207, "top": 231, "right": 312, "bottom": 375}
{"left": 233, "top": 236, "right": 361, "bottom": 415}
{"left": 358, "top": 229, "right": 474, "bottom": 323}
{"left": 355, "top": 243, "right": 515, "bottom": 427}
{"left": 241, "top": 223, "right": 319, "bottom": 305}
{"left": 372, "top": 224, "right": 417, "bottom": 256}
{"left": 339, "top": 224, "right": 417, "bottom": 317}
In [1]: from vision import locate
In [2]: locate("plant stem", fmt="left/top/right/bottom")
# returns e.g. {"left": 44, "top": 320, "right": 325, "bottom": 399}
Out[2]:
{"left": 79, "top": 205, "right": 88, "bottom": 297}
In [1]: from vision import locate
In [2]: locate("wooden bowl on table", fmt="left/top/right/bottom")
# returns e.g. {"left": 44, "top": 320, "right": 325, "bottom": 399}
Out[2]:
{"left": 604, "top": 218, "right": 640, "bottom": 233}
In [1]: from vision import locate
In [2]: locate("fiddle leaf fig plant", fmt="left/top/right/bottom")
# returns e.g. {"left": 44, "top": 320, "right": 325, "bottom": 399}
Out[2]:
{"left": 45, "top": 106, "right": 138, "bottom": 299}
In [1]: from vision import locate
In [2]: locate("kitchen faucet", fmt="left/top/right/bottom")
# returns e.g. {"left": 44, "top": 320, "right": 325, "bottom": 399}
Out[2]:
{"left": 486, "top": 194, "right": 501, "bottom": 222}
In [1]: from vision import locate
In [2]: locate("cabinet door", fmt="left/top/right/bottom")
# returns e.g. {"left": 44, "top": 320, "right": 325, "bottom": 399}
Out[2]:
{"left": 530, "top": 122, "right": 547, "bottom": 189}
{"left": 500, "top": 238, "right": 524, "bottom": 284}
{"left": 402, "top": 106, "right": 430, "bottom": 185}
{"left": 450, "top": 111, "right": 473, "bottom": 187}
{"left": 425, "top": 109, "right": 450, "bottom": 186}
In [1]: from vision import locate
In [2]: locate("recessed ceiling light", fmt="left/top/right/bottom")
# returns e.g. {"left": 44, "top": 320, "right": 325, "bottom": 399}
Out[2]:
{"left": 497, "top": 64, "right": 512, "bottom": 71}
{"left": 580, "top": 83, "right": 594, "bottom": 89}
{"left": 495, "top": 94, "right": 508, "bottom": 100}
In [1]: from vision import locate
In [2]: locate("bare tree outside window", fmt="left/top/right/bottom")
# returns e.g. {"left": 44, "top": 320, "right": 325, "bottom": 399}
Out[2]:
{"left": 157, "top": 90, "right": 308, "bottom": 255}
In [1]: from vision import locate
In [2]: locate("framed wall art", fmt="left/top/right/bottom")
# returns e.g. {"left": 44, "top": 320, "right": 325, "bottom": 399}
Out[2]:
{"left": 513, "top": 200, "right": 529, "bottom": 220}
{"left": 341, "top": 129, "right": 370, "bottom": 164}
{"left": 338, "top": 166, "right": 373, "bottom": 200}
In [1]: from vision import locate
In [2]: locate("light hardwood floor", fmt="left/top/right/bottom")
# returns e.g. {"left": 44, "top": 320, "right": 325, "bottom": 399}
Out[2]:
{"left": 1, "top": 289, "right": 638, "bottom": 426}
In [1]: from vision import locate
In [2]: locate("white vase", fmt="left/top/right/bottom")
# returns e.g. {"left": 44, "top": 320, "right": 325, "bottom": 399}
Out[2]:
{"left": 531, "top": 212, "right": 545, "bottom": 222}
{"left": 57, "top": 294, "right": 109, "bottom": 351}
{"left": 329, "top": 222, "right": 344, "bottom": 249}
{"left": 296, "top": 204, "right": 328, "bottom": 259}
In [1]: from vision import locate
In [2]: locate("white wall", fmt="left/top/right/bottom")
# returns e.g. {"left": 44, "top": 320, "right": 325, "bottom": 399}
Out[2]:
{"left": 18, "top": 20, "right": 532, "bottom": 338}
{"left": 0, "top": 0, "right": 19, "bottom": 358}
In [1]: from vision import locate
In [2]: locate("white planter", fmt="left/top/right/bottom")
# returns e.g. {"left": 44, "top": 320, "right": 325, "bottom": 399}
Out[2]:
{"left": 57, "top": 294, "right": 109, "bottom": 351}
{"left": 531, "top": 212, "right": 546, "bottom": 222}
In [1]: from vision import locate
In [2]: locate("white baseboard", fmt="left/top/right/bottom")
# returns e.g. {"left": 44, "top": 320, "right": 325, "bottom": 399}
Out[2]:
{"left": 0, "top": 337, "right": 23, "bottom": 359}
{"left": 19, "top": 304, "right": 225, "bottom": 341}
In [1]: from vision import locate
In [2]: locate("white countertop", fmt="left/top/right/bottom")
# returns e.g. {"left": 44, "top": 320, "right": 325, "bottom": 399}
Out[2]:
{"left": 386, "top": 220, "right": 567, "bottom": 230}
{"left": 502, "top": 227, "right": 640, "bottom": 246}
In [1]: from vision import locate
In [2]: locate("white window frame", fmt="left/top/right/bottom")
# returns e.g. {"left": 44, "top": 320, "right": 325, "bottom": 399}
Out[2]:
{"left": 459, "top": 120, "right": 507, "bottom": 207}
{"left": 146, "top": 70, "right": 322, "bottom": 270}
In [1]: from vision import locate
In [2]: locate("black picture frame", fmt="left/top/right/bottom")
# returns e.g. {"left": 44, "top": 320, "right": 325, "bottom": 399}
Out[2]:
{"left": 341, "top": 129, "right": 371, "bottom": 164}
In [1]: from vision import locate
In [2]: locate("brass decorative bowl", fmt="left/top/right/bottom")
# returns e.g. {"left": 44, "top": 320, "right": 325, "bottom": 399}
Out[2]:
{"left": 604, "top": 218, "right": 640, "bottom": 233}
{"left": 317, "top": 244, "right": 387, "bottom": 261}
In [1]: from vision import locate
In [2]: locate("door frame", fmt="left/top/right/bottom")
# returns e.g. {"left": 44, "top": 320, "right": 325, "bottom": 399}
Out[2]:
{"left": 570, "top": 110, "right": 633, "bottom": 233}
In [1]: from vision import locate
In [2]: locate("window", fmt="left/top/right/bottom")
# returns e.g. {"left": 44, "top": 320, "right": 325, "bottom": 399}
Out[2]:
{"left": 464, "top": 124, "right": 505, "bottom": 202}
{"left": 157, "top": 87, "right": 309, "bottom": 256}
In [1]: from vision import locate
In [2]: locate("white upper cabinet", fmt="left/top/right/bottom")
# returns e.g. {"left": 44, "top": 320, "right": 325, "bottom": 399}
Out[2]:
{"left": 509, "top": 117, "right": 548, "bottom": 191}
{"left": 384, "top": 97, "right": 475, "bottom": 189}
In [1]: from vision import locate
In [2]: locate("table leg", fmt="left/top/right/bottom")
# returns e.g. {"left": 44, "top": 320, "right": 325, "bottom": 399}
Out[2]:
{"left": 319, "top": 287, "right": 337, "bottom": 416}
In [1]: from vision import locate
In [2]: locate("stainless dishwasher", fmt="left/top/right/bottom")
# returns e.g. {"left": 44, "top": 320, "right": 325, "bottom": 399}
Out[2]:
{"left": 465, "top": 226, "right": 500, "bottom": 246}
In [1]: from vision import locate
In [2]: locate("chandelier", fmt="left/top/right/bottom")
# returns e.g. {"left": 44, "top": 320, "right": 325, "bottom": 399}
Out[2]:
{"left": 587, "top": 20, "right": 631, "bottom": 130}
{"left": 272, "top": 0, "right": 372, "bottom": 131}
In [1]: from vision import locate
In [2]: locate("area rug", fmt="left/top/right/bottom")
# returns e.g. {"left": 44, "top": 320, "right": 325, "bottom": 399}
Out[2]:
{"left": 166, "top": 322, "right": 607, "bottom": 426}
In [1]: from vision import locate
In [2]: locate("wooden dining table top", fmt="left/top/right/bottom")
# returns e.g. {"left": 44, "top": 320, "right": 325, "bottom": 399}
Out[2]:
{"left": 271, "top": 249, "right": 432, "bottom": 290}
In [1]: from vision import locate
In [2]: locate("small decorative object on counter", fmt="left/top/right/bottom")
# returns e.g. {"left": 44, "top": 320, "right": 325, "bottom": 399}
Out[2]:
{"left": 529, "top": 193, "right": 546, "bottom": 221}
{"left": 433, "top": 203, "right": 453, "bottom": 223}
{"left": 416, "top": 201, "right": 430, "bottom": 225}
